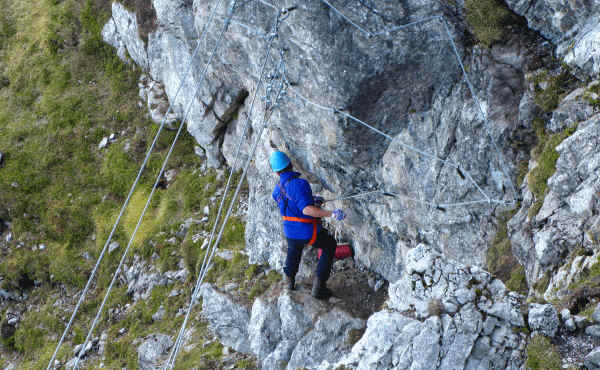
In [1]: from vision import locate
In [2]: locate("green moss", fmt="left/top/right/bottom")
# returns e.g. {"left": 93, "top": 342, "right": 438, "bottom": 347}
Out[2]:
{"left": 532, "top": 70, "right": 577, "bottom": 114}
{"left": 235, "top": 358, "right": 257, "bottom": 369}
{"left": 506, "top": 269, "right": 528, "bottom": 293}
{"left": 533, "top": 271, "right": 552, "bottom": 295}
{"left": 526, "top": 335, "right": 561, "bottom": 369}
{"left": 527, "top": 120, "right": 578, "bottom": 218}
{"left": 465, "top": 0, "right": 517, "bottom": 47}
{"left": 486, "top": 210, "right": 528, "bottom": 294}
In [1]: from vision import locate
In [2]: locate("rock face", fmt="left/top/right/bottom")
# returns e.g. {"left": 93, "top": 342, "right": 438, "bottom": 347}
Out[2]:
{"left": 102, "top": 0, "right": 544, "bottom": 283}
{"left": 100, "top": 0, "right": 600, "bottom": 368}
{"left": 505, "top": 0, "right": 600, "bottom": 77}
{"left": 528, "top": 303, "right": 558, "bottom": 338}
{"left": 200, "top": 283, "right": 365, "bottom": 369}
{"left": 338, "top": 244, "right": 526, "bottom": 369}
{"left": 586, "top": 347, "right": 600, "bottom": 370}
{"left": 509, "top": 113, "right": 600, "bottom": 285}
{"left": 200, "top": 245, "right": 526, "bottom": 369}
{"left": 199, "top": 283, "right": 252, "bottom": 353}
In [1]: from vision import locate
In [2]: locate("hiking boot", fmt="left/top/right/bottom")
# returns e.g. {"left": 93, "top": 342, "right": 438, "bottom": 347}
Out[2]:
{"left": 311, "top": 276, "right": 332, "bottom": 300}
{"left": 286, "top": 275, "right": 295, "bottom": 291}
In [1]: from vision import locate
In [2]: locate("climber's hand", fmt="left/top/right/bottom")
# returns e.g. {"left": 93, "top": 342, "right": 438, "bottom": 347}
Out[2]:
{"left": 313, "top": 196, "right": 325, "bottom": 207}
{"left": 332, "top": 209, "right": 346, "bottom": 221}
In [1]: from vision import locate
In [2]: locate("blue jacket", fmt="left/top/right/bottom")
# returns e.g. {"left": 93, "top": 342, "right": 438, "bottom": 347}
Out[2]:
{"left": 272, "top": 171, "right": 321, "bottom": 240}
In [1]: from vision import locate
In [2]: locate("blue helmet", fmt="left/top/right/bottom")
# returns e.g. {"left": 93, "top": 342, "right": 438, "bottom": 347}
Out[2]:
{"left": 269, "top": 151, "right": 291, "bottom": 172}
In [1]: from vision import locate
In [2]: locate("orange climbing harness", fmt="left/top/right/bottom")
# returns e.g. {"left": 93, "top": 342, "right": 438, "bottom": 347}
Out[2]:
{"left": 282, "top": 216, "right": 319, "bottom": 245}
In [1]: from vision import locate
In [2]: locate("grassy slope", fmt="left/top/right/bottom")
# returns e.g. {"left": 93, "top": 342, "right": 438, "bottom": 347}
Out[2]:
{"left": 0, "top": 0, "right": 272, "bottom": 368}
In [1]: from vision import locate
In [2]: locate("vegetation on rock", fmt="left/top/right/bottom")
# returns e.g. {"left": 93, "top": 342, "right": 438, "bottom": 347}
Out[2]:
{"left": 527, "top": 119, "right": 577, "bottom": 218}
{"left": 0, "top": 0, "right": 264, "bottom": 367}
{"left": 464, "top": 0, "right": 519, "bottom": 47}
{"left": 525, "top": 334, "right": 561, "bottom": 370}
{"left": 486, "top": 210, "right": 527, "bottom": 294}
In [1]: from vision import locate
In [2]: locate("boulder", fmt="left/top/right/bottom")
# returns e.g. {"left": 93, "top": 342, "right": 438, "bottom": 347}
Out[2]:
{"left": 528, "top": 304, "right": 559, "bottom": 338}
{"left": 593, "top": 304, "right": 600, "bottom": 323}
{"left": 586, "top": 325, "right": 600, "bottom": 339}
{"left": 200, "top": 283, "right": 251, "bottom": 353}
{"left": 137, "top": 333, "right": 173, "bottom": 370}
{"left": 585, "top": 347, "right": 600, "bottom": 370}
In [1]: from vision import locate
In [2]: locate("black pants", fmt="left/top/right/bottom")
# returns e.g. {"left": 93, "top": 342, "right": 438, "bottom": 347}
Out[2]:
{"left": 284, "top": 229, "right": 336, "bottom": 282}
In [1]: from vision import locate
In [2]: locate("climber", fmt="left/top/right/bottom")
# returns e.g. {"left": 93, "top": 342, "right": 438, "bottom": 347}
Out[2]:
{"left": 270, "top": 151, "right": 346, "bottom": 299}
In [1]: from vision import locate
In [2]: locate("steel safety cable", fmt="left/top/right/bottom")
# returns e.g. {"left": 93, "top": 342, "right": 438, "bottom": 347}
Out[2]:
{"left": 166, "top": 10, "right": 293, "bottom": 366}
{"left": 164, "top": 11, "right": 284, "bottom": 369}
{"left": 46, "top": 0, "right": 228, "bottom": 368}
{"left": 308, "top": 1, "right": 516, "bottom": 204}
{"left": 167, "top": 71, "right": 286, "bottom": 370}
{"left": 71, "top": 2, "right": 239, "bottom": 368}
{"left": 282, "top": 76, "right": 492, "bottom": 202}
{"left": 440, "top": 18, "right": 519, "bottom": 204}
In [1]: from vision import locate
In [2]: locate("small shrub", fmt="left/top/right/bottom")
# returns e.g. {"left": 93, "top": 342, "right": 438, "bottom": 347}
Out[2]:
{"left": 526, "top": 335, "right": 561, "bottom": 369}
{"left": 465, "top": 0, "right": 516, "bottom": 47}
{"left": 532, "top": 70, "right": 577, "bottom": 113}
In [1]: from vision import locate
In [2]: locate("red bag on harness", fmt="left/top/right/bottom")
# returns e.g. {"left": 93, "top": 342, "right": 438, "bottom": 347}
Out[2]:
{"left": 317, "top": 242, "right": 353, "bottom": 260}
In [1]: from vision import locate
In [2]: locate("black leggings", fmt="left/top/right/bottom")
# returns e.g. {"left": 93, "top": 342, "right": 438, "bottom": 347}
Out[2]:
{"left": 283, "top": 229, "right": 336, "bottom": 281}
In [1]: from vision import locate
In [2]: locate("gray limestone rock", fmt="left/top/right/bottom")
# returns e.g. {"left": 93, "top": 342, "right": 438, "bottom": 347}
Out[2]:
{"left": 587, "top": 325, "right": 600, "bottom": 339}
{"left": 199, "top": 283, "right": 251, "bottom": 354}
{"left": 505, "top": 0, "right": 600, "bottom": 77}
{"left": 528, "top": 303, "right": 559, "bottom": 338}
{"left": 98, "top": 137, "right": 109, "bottom": 150}
{"left": 547, "top": 86, "right": 596, "bottom": 134}
{"left": 102, "top": 2, "right": 148, "bottom": 69}
{"left": 586, "top": 347, "right": 600, "bottom": 370}
{"left": 509, "top": 115, "right": 600, "bottom": 286}
{"left": 564, "top": 318, "right": 576, "bottom": 333}
{"left": 139, "top": 75, "right": 180, "bottom": 129}
{"left": 337, "top": 244, "right": 526, "bottom": 369}
{"left": 575, "top": 315, "right": 591, "bottom": 330}
{"left": 137, "top": 333, "right": 173, "bottom": 370}
{"left": 152, "top": 305, "right": 166, "bottom": 322}
{"left": 287, "top": 309, "right": 365, "bottom": 369}
{"left": 108, "top": 241, "right": 120, "bottom": 254}
{"left": 103, "top": 0, "right": 537, "bottom": 283}
{"left": 123, "top": 254, "right": 188, "bottom": 301}
{"left": 198, "top": 281, "right": 368, "bottom": 369}
{"left": 593, "top": 303, "right": 600, "bottom": 323}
